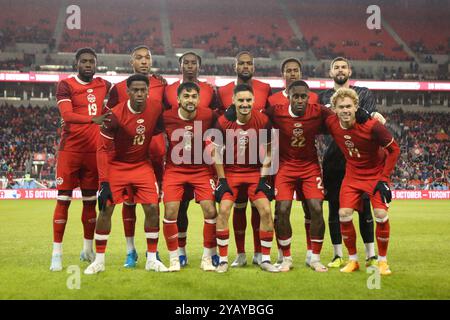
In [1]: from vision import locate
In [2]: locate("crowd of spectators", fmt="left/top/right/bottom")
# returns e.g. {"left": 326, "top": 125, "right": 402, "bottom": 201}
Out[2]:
{"left": 0, "top": 104, "right": 59, "bottom": 185}
{"left": 385, "top": 109, "right": 449, "bottom": 190}
{"left": 0, "top": 104, "right": 448, "bottom": 191}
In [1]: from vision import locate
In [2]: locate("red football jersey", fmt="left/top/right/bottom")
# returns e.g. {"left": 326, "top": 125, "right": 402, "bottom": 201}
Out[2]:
{"left": 217, "top": 79, "right": 271, "bottom": 112}
{"left": 98, "top": 99, "right": 163, "bottom": 181}
{"left": 268, "top": 88, "right": 319, "bottom": 107}
{"left": 163, "top": 107, "right": 216, "bottom": 171}
{"left": 106, "top": 74, "right": 165, "bottom": 109}
{"left": 56, "top": 76, "right": 111, "bottom": 153}
{"left": 265, "top": 102, "right": 333, "bottom": 165}
{"left": 164, "top": 80, "right": 215, "bottom": 110}
{"left": 324, "top": 117, "right": 396, "bottom": 180}
{"left": 214, "top": 109, "right": 272, "bottom": 175}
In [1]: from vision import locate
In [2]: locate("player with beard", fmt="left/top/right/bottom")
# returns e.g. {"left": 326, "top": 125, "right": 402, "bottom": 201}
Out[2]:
{"left": 319, "top": 57, "right": 386, "bottom": 268}
{"left": 161, "top": 82, "right": 218, "bottom": 272}
{"left": 106, "top": 45, "right": 166, "bottom": 269}
{"left": 163, "top": 52, "right": 219, "bottom": 267}
{"left": 217, "top": 52, "right": 272, "bottom": 268}
{"left": 50, "top": 47, "right": 111, "bottom": 271}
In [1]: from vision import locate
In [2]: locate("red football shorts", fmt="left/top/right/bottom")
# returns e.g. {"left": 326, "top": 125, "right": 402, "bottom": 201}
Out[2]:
{"left": 222, "top": 172, "right": 267, "bottom": 202}
{"left": 163, "top": 168, "right": 215, "bottom": 203}
{"left": 340, "top": 176, "right": 388, "bottom": 211}
{"left": 275, "top": 162, "right": 324, "bottom": 201}
{"left": 56, "top": 150, "right": 98, "bottom": 190}
{"left": 109, "top": 161, "right": 159, "bottom": 205}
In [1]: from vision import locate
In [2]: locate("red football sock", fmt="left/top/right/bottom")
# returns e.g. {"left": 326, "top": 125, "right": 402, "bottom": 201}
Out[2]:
{"left": 233, "top": 204, "right": 247, "bottom": 254}
{"left": 94, "top": 229, "right": 110, "bottom": 254}
{"left": 122, "top": 204, "right": 136, "bottom": 238}
{"left": 145, "top": 227, "right": 159, "bottom": 253}
{"left": 259, "top": 230, "right": 274, "bottom": 256}
{"left": 311, "top": 236, "right": 324, "bottom": 255}
{"left": 277, "top": 235, "right": 291, "bottom": 257}
{"left": 251, "top": 206, "right": 261, "bottom": 253}
{"left": 216, "top": 229, "right": 230, "bottom": 258}
{"left": 304, "top": 219, "right": 312, "bottom": 251}
{"left": 340, "top": 219, "right": 357, "bottom": 256}
{"left": 53, "top": 200, "right": 70, "bottom": 243}
{"left": 163, "top": 219, "right": 178, "bottom": 252}
{"left": 81, "top": 200, "right": 97, "bottom": 240}
{"left": 203, "top": 219, "right": 217, "bottom": 249}
{"left": 376, "top": 218, "right": 390, "bottom": 257}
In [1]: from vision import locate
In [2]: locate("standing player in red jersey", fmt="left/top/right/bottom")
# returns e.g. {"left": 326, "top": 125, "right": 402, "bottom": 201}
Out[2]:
{"left": 161, "top": 82, "right": 217, "bottom": 272}
{"left": 106, "top": 45, "right": 166, "bottom": 268}
{"left": 218, "top": 51, "right": 272, "bottom": 268}
{"left": 50, "top": 47, "right": 111, "bottom": 272}
{"left": 163, "top": 52, "right": 218, "bottom": 267}
{"left": 213, "top": 84, "right": 279, "bottom": 273}
{"left": 324, "top": 88, "right": 400, "bottom": 276}
{"left": 265, "top": 80, "right": 333, "bottom": 272}
{"left": 268, "top": 58, "right": 320, "bottom": 267}
{"left": 84, "top": 74, "right": 167, "bottom": 274}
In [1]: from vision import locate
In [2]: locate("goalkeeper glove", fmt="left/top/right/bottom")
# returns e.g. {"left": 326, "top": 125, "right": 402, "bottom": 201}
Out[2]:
{"left": 98, "top": 182, "right": 113, "bottom": 211}
{"left": 224, "top": 104, "right": 237, "bottom": 121}
{"left": 255, "top": 177, "right": 274, "bottom": 201}
{"left": 214, "top": 178, "right": 233, "bottom": 203}
{"left": 355, "top": 108, "right": 371, "bottom": 124}
{"left": 373, "top": 181, "right": 392, "bottom": 204}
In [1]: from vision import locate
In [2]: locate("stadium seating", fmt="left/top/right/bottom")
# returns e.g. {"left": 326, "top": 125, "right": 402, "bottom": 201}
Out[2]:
{"left": 0, "top": 0, "right": 59, "bottom": 50}
{"left": 168, "top": 0, "right": 297, "bottom": 57}
{"left": 58, "top": 0, "right": 164, "bottom": 54}
{"left": 383, "top": 1, "right": 449, "bottom": 55}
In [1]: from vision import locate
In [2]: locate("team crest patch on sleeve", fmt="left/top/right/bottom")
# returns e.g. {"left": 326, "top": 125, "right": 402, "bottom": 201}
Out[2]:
{"left": 56, "top": 177, "right": 64, "bottom": 185}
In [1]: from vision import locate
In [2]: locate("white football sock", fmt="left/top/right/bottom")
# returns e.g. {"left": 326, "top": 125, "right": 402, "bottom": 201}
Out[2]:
{"left": 364, "top": 242, "right": 375, "bottom": 259}
{"left": 125, "top": 237, "right": 135, "bottom": 253}
{"left": 52, "top": 242, "right": 62, "bottom": 255}
{"left": 83, "top": 239, "right": 93, "bottom": 253}
{"left": 333, "top": 244, "right": 343, "bottom": 257}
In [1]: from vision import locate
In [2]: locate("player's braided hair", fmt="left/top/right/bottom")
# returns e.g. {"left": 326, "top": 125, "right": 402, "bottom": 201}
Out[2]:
{"left": 178, "top": 51, "right": 202, "bottom": 67}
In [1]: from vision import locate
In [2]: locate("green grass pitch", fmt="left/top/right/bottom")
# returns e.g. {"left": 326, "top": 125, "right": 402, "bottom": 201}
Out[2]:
{"left": 0, "top": 199, "right": 449, "bottom": 300}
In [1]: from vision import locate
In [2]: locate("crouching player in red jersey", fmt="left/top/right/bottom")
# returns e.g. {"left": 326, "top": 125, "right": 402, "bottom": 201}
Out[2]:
{"left": 266, "top": 80, "right": 333, "bottom": 272}
{"left": 50, "top": 47, "right": 111, "bottom": 271}
{"left": 213, "top": 84, "right": 279, "bottom": 273}
{"left": 324, "top": 88, "right": 400, "bottom": 275}
{"left": 84, "top": 74, "right": 167, "bottom": 274}
{"left": 161, "top": 82, "right": 218, "bottom": 272}
{"left": 106, "top": 45, "right": 166, "bottom": 268}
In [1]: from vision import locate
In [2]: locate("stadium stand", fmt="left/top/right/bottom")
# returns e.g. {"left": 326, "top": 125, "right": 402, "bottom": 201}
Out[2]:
{"left": 58, "top": 0, "right": 164, "bottom": 54}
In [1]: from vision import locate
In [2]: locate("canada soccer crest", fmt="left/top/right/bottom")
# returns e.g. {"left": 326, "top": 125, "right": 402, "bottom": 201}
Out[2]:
{"left": 136, "top": 125, "right": 146, "bottom": 135}
{"left": 345, "top": 140, "right": 354, "bottom": 148}
{"left": 293, "top": 128, "right": 303, "bottom": 137}
{"left": 87, "top": 94, "right": 96, "bottom": 103}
